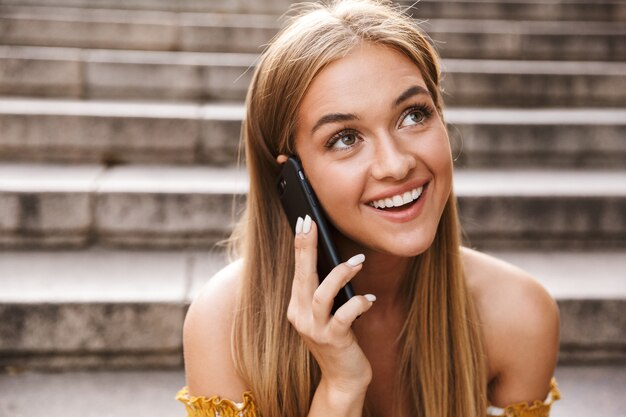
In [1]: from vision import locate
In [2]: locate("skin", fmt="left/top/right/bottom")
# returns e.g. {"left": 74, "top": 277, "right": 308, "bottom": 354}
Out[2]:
{"left": 183, "top": 43, "right": 560, "bottom": 416}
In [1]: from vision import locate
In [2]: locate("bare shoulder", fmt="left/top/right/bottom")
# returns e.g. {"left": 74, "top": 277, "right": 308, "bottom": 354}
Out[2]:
{"left": 461, "top": 247, "right": 560, "bottom": 407}
{"left": 182, "top": 258, "right": 248, "bottom": 399}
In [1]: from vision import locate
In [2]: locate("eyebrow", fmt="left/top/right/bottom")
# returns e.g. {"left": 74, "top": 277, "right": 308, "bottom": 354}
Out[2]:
{"left": 310, "top": 85, "right": 431, "bottom": 135}
{"left": 311, "top": 112, "right": 359, "bottom": 135}
{"left": 394, "top": 85, "right": 430, "bottom": 107}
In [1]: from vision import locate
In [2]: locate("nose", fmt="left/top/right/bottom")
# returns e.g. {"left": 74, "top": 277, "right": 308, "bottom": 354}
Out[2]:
{"left": 370, "top": 133, "right": 416, "bottom": 180}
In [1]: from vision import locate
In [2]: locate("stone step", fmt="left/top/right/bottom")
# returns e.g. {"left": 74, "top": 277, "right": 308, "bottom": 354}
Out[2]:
{"left": 0, "top": 163, "right": 624, "bottom": 249}
{"left": 0, "top": 249, "right": 226, "bottom": 370}
{"left": 2, "top": 7, "right": 624, "bottom": 61}
{"left": 1, "top": 0, "right": 624, "bottom": 21}
{"left": 0, "top": 249, "right": 623, "bottom": 370}
{"left": 400, "top": 0, "right": 626, "bottom": 23}
{"left": 0, "top": 0, "right": 295, "bottom": 14}
{"left": 1, "top": 365, "right": 624, "bottom": 416}
{"left": 448, "top": 108, "right": 626, "bottom": 168}
{"left": 1, "top": 366, "right": 626, "bottom": 417}
{"left": 1, "top": 98, "right": 624, "bottom": 168}
{"left": 426, "top": 19, "right": 626, "bottom": 61}
{"left": 0, "top": 164, "right": 247, "bottom": 249}
{"left": 0, "top": 98, "right": 242, "bottom": 166}
{"left": 1, "top": 46, "right": 624, "bottom": 106}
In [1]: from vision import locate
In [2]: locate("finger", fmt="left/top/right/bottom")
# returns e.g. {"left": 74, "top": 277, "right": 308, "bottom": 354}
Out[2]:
{"left": 292, "top": 215, "right": 319, "bottom": 303}
{"left": 311, "top": 254, "right": 364, "bottom": 321}
{"left": 329, "top": 294, "right": 376, "bottom": 335}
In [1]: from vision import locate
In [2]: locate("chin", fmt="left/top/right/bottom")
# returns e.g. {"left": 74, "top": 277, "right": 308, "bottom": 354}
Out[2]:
{"left": 387, "top": 238, "right": 435, "bottom": 257}
{"left": 333, "top": 218, "right": 441, "bottom": 258}
{"left": 361, "top": 229, "right": 438, "bottom": 258}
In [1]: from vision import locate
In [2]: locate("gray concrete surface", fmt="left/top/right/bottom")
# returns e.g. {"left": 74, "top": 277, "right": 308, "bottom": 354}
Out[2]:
{"left": 0, "top": 249, "right": 623, "bottom": 368}
{"left": 0, "top": 365, "right": 624, "bottom": 417}
{"left": 2, "top": 0, "right": 624, "bottom": 21}
{"left": 3, "top": 6, "right": 624, "bottom": 60}
{"left": 1, "top": 98, "right": 625, "bottom": 167}
{"left": 2, "top": 46, "right": 625, "bottom": 105}
{"left": 1, "top": 164, "right": 625, "bottom": 249}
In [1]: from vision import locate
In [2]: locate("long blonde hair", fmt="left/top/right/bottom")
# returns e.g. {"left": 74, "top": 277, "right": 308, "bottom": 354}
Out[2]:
{"left": 230, "top": 1, "right": 487, "bottom": 416}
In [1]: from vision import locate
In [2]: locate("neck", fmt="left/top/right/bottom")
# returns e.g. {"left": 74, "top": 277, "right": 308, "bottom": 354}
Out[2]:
{"left": 335, "top": 235, "right": 409, "bottom": 314}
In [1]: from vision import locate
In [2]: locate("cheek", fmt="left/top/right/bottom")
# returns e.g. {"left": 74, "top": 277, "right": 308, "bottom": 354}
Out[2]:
{"left": 423, "top": 130, "right": 453, "bottom": 178}
{"left": 436, "top": 144, "right": 453, "bottom": 181}
{"left": 309, "top": 165, "right": 364, "bottom": 221}
{"left": 414, "top": 130, "right": 453, "bottom": 208}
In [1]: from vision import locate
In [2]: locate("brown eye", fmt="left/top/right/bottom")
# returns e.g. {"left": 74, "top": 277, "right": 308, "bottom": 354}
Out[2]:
{"left": 326, "top": 129, "right": 361, "bottom": 151}
{"left": 399, "top": 105, "right": 433, "bottom": 128}
{"left": 407, "top": 111, "right": 425, "bottom": 124}
{"left": 339, "top": 133, "right": 357, "bottom": 146}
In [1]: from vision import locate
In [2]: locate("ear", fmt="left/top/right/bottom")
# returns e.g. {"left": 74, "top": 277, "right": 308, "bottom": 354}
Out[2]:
{"left": 276, "top": 154, "right": 289, "bottom": 165}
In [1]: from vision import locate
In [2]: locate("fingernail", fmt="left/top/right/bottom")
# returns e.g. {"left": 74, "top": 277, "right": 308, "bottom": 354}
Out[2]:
{"left": 364, "top": 294, "right": 376, "bottom": 302}
{"left": 347, "top": 253, "right": 365, "bottom": 267}
{"left": 303, "top": 215, "right": 312, "bottom": 234}
{"left": 295, "top": 217, "right": 303, "bottom": 234}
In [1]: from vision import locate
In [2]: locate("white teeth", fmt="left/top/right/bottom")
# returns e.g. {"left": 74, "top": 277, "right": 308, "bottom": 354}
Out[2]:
{"left": 369, "top": 186, "right": 424, "bottom": 209}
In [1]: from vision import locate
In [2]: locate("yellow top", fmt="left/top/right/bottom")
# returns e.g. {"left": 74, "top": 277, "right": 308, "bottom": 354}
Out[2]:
{"left": 176, "top": 388, "right": 259, "bottom": 417}
{"left": 177, "top": 378, "right": 560, "bottom": 417}
{"left": 487, "top": 378, "right": 561, "bottom": 417}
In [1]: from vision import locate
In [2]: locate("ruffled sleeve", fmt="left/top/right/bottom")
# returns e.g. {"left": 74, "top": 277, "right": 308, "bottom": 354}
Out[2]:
{"left": 487, "top": 378, "right": 561, "bottom": 417}
{"left": 176, "top": 387, "right": 260, "bottom": 417}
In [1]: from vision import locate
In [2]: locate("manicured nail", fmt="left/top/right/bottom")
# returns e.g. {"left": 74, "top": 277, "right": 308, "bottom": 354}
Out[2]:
{"left": 303, "top": 215, "right": 312, "bottom": 234}
{"left": 364, "top": 294, "right": 377, "bottom": 302}
{"left": 295, "top": 217, "right": 304, "bottom": 234}
{"left": 347, "top": 253, "right": 365, "bottom": 267}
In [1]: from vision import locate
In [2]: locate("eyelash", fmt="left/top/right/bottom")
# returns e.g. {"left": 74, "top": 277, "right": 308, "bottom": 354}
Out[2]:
{"left": 325, "top": 128, "right": 360, "bottom": 151}
{"left": 399, "top": 104, "right": 434, "bottom": 128}
{"left": 323, "top": 103, "right": 435, "bottom": 151}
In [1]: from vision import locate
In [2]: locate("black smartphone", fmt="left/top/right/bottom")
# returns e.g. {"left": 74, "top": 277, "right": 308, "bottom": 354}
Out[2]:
{"left": 277, "top": 156, "right": 355, "bottom": 313}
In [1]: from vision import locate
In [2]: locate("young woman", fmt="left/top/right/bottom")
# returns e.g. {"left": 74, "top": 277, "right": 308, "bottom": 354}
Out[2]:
{"left": 178, "top": 1, "right": 561, "bottom": 416}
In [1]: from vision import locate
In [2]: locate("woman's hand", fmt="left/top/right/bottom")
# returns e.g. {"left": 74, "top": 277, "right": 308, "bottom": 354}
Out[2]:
{"left": 287, "top": 215, "right": 376, "bottom": 396}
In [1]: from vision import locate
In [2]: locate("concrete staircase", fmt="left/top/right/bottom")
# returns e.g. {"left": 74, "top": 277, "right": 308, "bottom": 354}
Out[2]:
{"left": 0, "top": 0, "right": 625, "bottom": 415}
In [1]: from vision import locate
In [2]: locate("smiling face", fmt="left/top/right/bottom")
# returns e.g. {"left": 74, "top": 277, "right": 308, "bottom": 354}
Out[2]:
{"left": 294, "top": 42, "right": 453, "bottom": 258}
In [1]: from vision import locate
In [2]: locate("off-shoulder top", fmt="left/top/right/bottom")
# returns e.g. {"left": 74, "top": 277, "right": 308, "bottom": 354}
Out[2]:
{"left": 177, "top": 378, "right": 560, "bottom": 417}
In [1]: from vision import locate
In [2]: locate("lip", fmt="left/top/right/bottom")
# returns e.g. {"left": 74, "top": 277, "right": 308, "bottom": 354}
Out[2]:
{"left": 364, "top": 182, "right": 429, "bottom": 223}
{"left": 364, "top": 179, "right": 430, "bottom": 204}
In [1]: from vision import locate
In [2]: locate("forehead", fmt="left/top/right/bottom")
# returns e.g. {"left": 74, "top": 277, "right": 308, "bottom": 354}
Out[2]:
{"left": 297, "top": 43, "right": 427, "bottom": 122}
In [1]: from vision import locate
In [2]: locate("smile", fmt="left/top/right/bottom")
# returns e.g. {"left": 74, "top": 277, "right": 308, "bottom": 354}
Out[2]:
{"left": 368, "top": 186, "right": 424, "bottom": 209}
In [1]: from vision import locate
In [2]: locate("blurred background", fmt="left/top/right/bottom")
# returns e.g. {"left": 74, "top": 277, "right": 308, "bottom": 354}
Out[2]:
{"left": 0, "top": 0, "right": 624, "bottom": 415}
